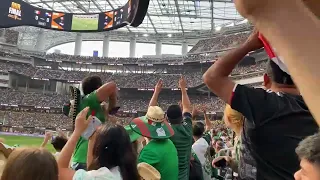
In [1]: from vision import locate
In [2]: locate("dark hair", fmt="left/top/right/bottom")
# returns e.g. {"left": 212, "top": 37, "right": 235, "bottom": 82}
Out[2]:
{"left": 82, "top": 76, "right": 103, "bottom": 95}
{"left": 296, "top": 131, "right": 320, "bottom": 165}
{"left": 51, "top": 136, "right": 68, "bottom": 152}
{"left": 88, "top": 124, "right": 139, "bottom": 180}
{"left": 131, "top": 140, "right": 139, "bottom": 155}
{"left": 193, "top": 122, "right": 205, "bottom": 137}
{"left": 167, "top": 105, "right": 183, "bottom": 124}
{"left": 1, "top": 148, "right": 58, "bottom": 180}
{"left": 267, "top": 60, "right": 294, "bottom": 85}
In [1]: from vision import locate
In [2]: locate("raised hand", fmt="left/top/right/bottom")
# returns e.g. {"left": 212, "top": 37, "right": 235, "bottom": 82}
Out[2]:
{"left": 74, "top": 107, "right": 93, "bottom": 135}
{"left": 179, "top": 75, "right": 187, "bottom": 89}
{"left": 243, "top": 29, "right": 264, "bottom": 52}
{"left": 201, "top": 105, "right": 207, "bottom": 113}
{"left": 44, "top": 131, "right": 52, "bottom": 141}
{"left": 192, "top": 105, "right": 198, "bottom": 116}
{"left": 155, "top": 79, "right": 163, "bottom": 93}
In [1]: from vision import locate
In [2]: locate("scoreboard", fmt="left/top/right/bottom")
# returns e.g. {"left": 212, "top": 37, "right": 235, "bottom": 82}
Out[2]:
{"left": 0, "top": 0, "right": 149, "bottom": 32}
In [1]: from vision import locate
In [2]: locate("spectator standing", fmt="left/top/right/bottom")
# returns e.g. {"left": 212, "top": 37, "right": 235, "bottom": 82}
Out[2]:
{"left": 58, "top": 107, "right": 139, "bottom": 180}
{"left": 71, "top": 76, "right": 117, "bottom": 170}
{"left": 212, "top": 104, "right": 246, "bottom": 173}
{"left": 192, "top": 115, "right": 213, "bottom": 180}
{"left": 129, "top": 106, "right": 179, "bottom": 180}
{"left": 40, "top": 131, "right": 68, "bottom": 159}
{"left": 148, "top": 77, "right": 193, "bottom": 180}
{"left": 203, "top": 30, "right": 319, "bottom": 179}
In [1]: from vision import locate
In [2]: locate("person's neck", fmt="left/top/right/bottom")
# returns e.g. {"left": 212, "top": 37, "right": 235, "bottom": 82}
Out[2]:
{"left": 270, "top": 85, "right": 300, "bottom": 95}
{"left": 193, "top": 136, "right": 200, "bottom": 142}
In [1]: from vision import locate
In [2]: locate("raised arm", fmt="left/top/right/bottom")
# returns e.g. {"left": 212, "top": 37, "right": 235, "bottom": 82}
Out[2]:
{"left": 58, "top": 107, "right": 92, "bottom": 180}
{"left": 234, "top": 0, "right": 320, "bottom": 123}
{"left": 149, "top": 79, "right": 163, "bottom": 107}
{"left": 40, "top": 131, "right": 52, "bottom": 148}
{"left": 192, "top": 105, "right": 198, "bottom": 122}
{"left": 179, "top": 76, "right": 192, "bottom": 113}
{"left": 203, "top": 30, "right": 263, "bottom": 105}
{"left": 96, "top": 81, "right": 117, "bottom": 112}
{"left": 203, "top": 106, "right": 212, "bottom": 132}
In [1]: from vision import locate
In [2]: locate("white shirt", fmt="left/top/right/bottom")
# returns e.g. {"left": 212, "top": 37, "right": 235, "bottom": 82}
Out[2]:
{"left": 73, "top": 166, "right": 122, "bottom": 180}
{"left": 192, "top": 137, "right": 209, "bottom": 165}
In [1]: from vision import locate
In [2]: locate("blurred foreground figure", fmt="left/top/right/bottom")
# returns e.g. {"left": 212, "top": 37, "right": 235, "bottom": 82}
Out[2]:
{"left": 203, "top": 30, "right": 318, "bottom": 179}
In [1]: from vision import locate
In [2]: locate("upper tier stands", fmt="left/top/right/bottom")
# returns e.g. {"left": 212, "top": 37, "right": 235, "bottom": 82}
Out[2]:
{"left": 189, "top": 31, "right": 251, "bottom": 53}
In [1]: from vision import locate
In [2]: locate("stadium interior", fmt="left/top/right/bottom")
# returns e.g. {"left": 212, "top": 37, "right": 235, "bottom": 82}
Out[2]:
{"left": 0, "top": 0, "right": 319, "bottom": 180}
{"left": 0, "top": 0, "right": 269, "bottom": 134}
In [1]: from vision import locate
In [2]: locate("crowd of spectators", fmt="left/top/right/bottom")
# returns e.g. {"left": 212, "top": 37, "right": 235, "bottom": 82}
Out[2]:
{"left": 189, "top": 31, "right": 251, "bottom": 53}
{"left": 0, "top": 88, "right": 227, "bottom": 129}
{"left": 0, "top": 88, "right": 67, "bottom": 107}
{"left": 0, "top": 111, "right": 72, "bottom": 129}
{"left": 44, "top": 53, "right": 217, "bottom": 64}
{"left": 0, "top": 59, "right": 267, "bottom": 88}
{"left": 0, "top": 29, "right": 19, "bottom": 45}
{"left": 0, "top": 86, "right": 226, "bottom": 112}
{"left": 0, "top": 2, "right": 319, "bottom": 180}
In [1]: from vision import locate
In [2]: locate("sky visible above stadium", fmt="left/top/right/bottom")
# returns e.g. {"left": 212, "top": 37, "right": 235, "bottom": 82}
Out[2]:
{"left": 26, "top": 0, "right": 243, "bottom": 34}
{"left": 48, "top": 41, "right": 193, "bottom": 57}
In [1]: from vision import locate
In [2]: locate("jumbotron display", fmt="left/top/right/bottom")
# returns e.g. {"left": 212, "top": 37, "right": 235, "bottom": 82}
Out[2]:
{"left": 0, "top": 0, "right": 149, "bottom": 32}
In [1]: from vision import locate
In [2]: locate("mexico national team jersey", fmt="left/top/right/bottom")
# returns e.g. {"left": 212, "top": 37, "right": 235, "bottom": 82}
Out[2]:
{"left": 72, "top": 91, "right": 105, "bottom": 164}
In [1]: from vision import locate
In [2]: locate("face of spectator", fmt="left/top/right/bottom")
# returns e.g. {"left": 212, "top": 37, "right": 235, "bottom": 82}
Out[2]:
{"left": 294, "top": 159, "right": 320, "bottom": 180}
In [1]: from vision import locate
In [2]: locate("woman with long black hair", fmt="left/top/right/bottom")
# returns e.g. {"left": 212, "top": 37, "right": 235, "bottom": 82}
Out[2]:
{"left": 58, "top": 107, "right": 140, "bottom": 180}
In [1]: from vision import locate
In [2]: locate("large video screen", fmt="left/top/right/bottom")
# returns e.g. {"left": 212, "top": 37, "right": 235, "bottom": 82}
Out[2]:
{"left": 72, "top": 14, "right": 99, "bottom": 31}
{"left": 0, "top": 0, "right": 144, "bottom": 32}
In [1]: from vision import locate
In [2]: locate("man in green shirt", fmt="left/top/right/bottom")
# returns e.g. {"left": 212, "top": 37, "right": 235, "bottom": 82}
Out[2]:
{"left": 64, "top": 76, "right": 118, "bottom": 170}
{"left": 148, "top": 76, "right": 193, "bottom": 180}
{"left": 130, "top": 106, "right": 178, "bottom": 180}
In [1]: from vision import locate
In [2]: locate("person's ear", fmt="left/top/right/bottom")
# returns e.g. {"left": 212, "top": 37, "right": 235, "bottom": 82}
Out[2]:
{"left": 263, "top": 74, "right": 271, "bottom": 88}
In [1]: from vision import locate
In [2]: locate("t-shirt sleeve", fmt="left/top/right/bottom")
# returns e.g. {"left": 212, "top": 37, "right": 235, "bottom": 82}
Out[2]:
{"left": 182, "top": 112, "right": 193, "bottom": 133}
{"left": 84, "top": 91, "right": 101, "bottom": 110}
{"left": 138, "top": 146, "right": 160, "bottom": 165}
{"left": 230, "top": 84, "right": 278, "bottom": 127}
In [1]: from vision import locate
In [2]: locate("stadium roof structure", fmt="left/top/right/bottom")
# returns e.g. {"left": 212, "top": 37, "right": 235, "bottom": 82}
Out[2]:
{"left": 15, "top": 0, "right": 250, "bottom": 50}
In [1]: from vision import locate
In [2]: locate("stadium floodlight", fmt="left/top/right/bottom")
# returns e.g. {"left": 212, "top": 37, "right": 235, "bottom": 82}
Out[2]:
{"left": 167, "top": 34, "right": 172, "bottom": 37}
{"left": 215, "top": 26, "right": 222, "bottom": 31}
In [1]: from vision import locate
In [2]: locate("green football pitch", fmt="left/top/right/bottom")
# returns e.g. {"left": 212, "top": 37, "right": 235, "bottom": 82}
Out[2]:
{"left": 0, "top": 135, "right": 56, "bottom": 153}
{"left": 71, "top": 17, "right": 98, "bottom": 31}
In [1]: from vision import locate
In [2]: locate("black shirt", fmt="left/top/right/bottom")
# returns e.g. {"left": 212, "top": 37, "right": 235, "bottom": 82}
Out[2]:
{"left": 231, "top": 84, "right": 318, "bottom": 180}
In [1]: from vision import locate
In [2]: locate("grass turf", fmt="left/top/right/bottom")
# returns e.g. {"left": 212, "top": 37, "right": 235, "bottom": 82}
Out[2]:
{"left": 0, "top": 135, "right": 56, "bottom": 153}
{"left": 71, "top": 17, "right": 98, "bottom": 31}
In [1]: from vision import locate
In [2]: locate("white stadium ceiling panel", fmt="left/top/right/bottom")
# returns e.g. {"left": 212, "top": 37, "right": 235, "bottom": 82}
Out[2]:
{"left": 25, "top": 0, "right": 245, "bottom": 34}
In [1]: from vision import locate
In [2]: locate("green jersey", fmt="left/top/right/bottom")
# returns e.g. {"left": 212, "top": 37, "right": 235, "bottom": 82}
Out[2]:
{"left": 72, "top": 91, "right": 105, "bottom": 164}
{"left": 170, "top": 112, "right": 193, "bottom": 180}
{"left": 139, "top": 139, "right": 179, "bottom": 180}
